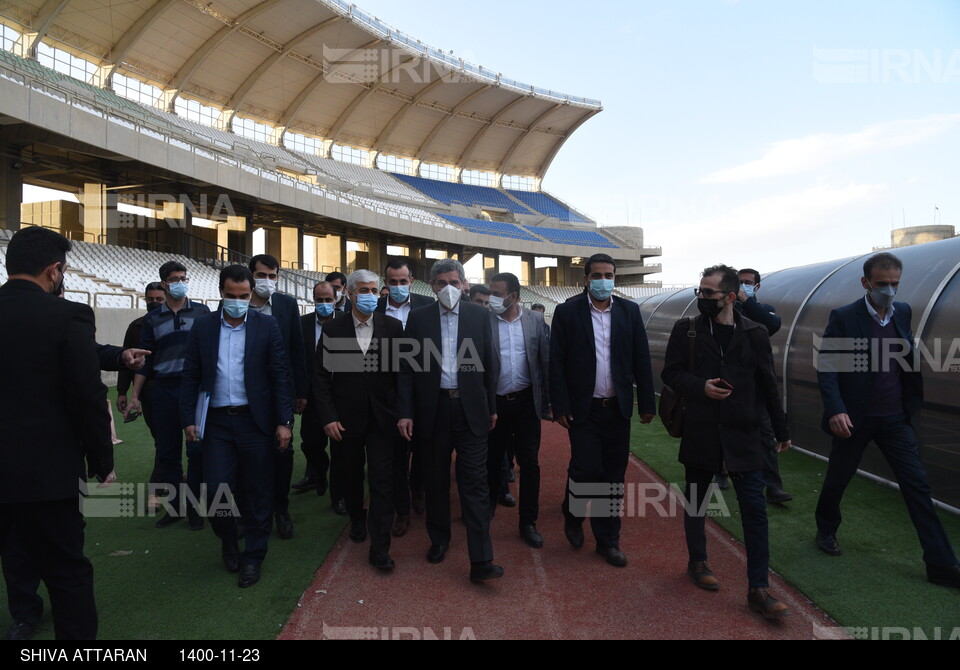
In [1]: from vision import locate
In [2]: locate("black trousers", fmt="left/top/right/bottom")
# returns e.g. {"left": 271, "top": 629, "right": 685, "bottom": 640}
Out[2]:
{"left": 333, "top": 419, "right": 396, "bottom": 554}
{"left": 0, "top": 499, "right": 97, "bottom": 640}
{"left": 393, "top": 436, "right": 411, "bottom": 515}
{"left": 561, "top": 401, "right": 631, "bottom": 550}
{"left": 815, "top": 414, "right": 958, "bottom": 568}
{"left": 423, "top": 395, "right": 494, "bottom": 563}
{"left": 2, "top": 525, "right": 43, "bottom": 625}
{"left": 487, "top": 388, "right": 541, "bottom": 527}
{"left": 301, "top": 409, "right": 338, "bottom": 500}
{"left": 758, "top": 407, "right": 784, "bottom": 491}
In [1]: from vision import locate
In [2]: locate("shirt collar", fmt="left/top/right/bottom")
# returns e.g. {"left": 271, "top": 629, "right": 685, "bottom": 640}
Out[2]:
{"left": 220, "top": 310, "right": 248, "bottom": 328}
{"left": 440, "top": 301, "right": 461, "bottom": 317}
{"left": 588, "top": 295, "right": 612, "bottom": 314}
{"left": 496, "top": 307, "right": 522, "bottom": 323}
{"left": 864, "top": 295, "right": 895, "bottom": 324}
{"left": 353, "top": 313, "right": 372, "bottom": 328}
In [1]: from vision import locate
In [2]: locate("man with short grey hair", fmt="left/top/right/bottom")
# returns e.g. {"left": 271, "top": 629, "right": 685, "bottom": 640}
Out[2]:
{"left": 399, "top": 259, "right": 502, "bottom": 582}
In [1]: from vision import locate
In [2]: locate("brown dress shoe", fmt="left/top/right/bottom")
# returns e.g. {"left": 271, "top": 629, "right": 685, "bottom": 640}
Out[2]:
{"left": 391, "top": 514, "right": 410, "bottom": 538}
{"left": 748, "top": 588, "right": 789, "bottom": 619}
{"left": 687, "top": 561, "right": 720, "bottom": 591}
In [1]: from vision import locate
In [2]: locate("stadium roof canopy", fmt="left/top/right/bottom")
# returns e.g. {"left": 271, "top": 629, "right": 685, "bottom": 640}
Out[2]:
{"left": 1, "top": 0, "right": 602, "bottom": 179}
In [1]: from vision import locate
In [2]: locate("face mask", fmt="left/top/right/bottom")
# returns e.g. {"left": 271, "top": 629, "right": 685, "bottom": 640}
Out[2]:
{"left": 697, "top": 297, "right": 726, "bottom": 319}
{"left": 146, "top": 301, "right": 162, "bottom": 312}
{"left": 315, "top": 302, "right": 334, "bottom": 318}
{"left": 488, "top": 295, "right": 509, "bottom": 315}
{"left": 334, "top": 290, "right": 344, "bottom": 305}
{"left": 254, "top": 278, "right": 277, "bottom": 299}
{"left": 389, "top": 284, "right": 410, "bottom": 303}
{"left": 589, "top": 278, "right": 615, "bottom": 301}
{"left": 741, "top": 284, "right": 755, "bottom": 299}
{"left": 355, "top": 293, "right": 379, "bottom": 315}
{"left": 438, "top": 284, "right": 461, "bottom": 310}
{"left": 868, "top": 284, "right": 897, "bottom": 310}
{"left": 168, "top": 282, "right": 188, "bottom": 300}
{"left": 223, "top": 299, "right": 249, "bottom": 319}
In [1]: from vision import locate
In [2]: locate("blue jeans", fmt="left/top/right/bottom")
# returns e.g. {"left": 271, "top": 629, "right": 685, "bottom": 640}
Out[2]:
{"left": 685, "top": 467, "right": 770, "bottom": 588}
{"left": 203, "top": 410, "right": 275, "bottom": 567}
{"left": 815, "top": 414, "right": 958, "bottom": 568}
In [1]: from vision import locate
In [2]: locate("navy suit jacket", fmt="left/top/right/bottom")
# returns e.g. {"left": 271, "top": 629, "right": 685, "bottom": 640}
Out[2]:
{"left": 818, "top": 298, "right": 923, "bottom": 434}
{"left": 549, "top": 294, "right": 657, "bottom": 423}
{"left": 180, "top": 309, "right": 293, "bottom": 437}
{"left": 375, "top": 292, "right": 435, "bottom": 316}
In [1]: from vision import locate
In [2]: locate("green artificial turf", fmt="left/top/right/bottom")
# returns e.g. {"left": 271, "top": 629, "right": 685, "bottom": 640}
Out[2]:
{"left": 632, "top": 418, "right": 960, "bottom": 636}
{"left": 0, "top": 390, "right": 347, "bottom": 640}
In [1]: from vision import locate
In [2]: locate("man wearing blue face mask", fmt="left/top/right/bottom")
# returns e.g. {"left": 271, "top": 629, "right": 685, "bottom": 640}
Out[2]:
{"left": 181, "top": 265, "right": 293, "bottom": 588}
{"left": 550, "top": 253, "right": 657, "bottom": 567}
{"left": 375, "top": 258, "right": 435, "bottom": 535}
{"left": 730, "top": 269, "right": 791, "bottom": 504}
{"left": 130, "top": 261, "right": 210, "bottom": 530}
{"left": 815, "top": 253, "right": 959, "bottom": 589}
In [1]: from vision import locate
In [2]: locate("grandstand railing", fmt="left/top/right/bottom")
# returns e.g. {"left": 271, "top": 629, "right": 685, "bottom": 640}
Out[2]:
{"left": 182, "top": 232, "right": 318, "bottom": 302}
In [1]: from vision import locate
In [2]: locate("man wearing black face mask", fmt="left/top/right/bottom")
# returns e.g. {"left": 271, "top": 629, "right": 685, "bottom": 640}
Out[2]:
{"left": 662, "top": 264, "right": 792, "bottom": 618}
{"left": 814, "top": 253, "right": 960, "bottom": 588}
{"left": 117, "top": 283, "right": 166, "bottom": 432}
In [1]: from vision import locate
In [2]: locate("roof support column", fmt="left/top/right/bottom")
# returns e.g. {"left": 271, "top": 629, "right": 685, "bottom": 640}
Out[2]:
{"left": 0, "top": 133, "right": 23, "bottom": 232}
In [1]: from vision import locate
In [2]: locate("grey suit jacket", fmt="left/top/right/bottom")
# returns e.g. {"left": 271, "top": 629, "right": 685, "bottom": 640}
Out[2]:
{"left": 490, "top": 308, "right": 551, "bottom": 419}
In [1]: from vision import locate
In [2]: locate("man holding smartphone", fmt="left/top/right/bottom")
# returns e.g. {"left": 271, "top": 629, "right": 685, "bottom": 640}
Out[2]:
{"left": 662, "top": 265, "right": 792, "bottom": 619}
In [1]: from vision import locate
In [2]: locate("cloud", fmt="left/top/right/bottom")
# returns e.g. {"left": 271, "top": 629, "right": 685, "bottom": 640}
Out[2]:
{"left": 700, "top": 115, "right": 960, "bottom": 184}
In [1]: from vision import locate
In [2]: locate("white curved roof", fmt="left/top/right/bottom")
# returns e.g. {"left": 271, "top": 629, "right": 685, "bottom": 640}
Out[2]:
{"left": 3, "top": 0, "right": 602, "bottom": 178}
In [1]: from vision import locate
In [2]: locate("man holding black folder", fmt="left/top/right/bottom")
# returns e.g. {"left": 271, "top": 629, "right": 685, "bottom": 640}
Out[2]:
{"left": 181, "top": 265, "right": 293, "bottom": 588}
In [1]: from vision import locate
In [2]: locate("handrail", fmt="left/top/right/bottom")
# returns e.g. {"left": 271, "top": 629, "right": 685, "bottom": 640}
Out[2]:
{"left": 93, "top": 292, "right": 134, "bottom": 308}
{"left": 64, "top": 290, "right": 91, "bottom": 305}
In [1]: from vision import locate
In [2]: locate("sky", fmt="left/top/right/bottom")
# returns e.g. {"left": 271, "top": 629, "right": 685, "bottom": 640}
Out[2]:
{"left": 23, "top": 0, "right": 960, "bottom": 284}
{"left": 348, "top": 0, "right": 960, "bottom": 284}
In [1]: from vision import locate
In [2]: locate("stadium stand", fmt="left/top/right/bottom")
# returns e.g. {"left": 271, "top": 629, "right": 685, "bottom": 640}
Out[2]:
{"left": 614, "top": 286, "right": 673, "bottom": 299}
{"left": 291, "top": 152, "right": 439, "bottom": 205}
{"left": 507, "top": 189, "right": 591, "bottom": 223}
{"left": 394, "top": 175, "right": 535, "bottom": 215}
{"left": 439, "top": 215, "right": 541, "bottom": 242}
{"left": 521, "top": 225, "right": 618, "bottom": 249}
{"left": 526, "top": 286, "right": 586, "bottom": 304}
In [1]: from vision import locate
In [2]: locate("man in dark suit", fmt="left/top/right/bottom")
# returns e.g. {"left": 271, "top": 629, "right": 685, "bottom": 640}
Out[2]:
{"left": 326, "top": 271, "right": 353, "bottom": 315}
{"left": 117, "top": 282, "right": 166, "bottom": 434}
{"left": 0, "top": 227, "right": 114, "bottom": 640}
{"left": 550, "top": 253, "right": 656, "bottom": 567}
{"left": 181, "top": 265, "right": 293, "bottom": 588}
{"left": 662, "top": 264, "right": 792, "bottom": 618}
{"left": 294, "top": 281, "right": 344, "bottom": 514}
{"left": 248, "top": 254, "right": 307, "bottom": 540}
{"left": 487, "top": 273, "right": 551, "bottom": 548}
{"left": 398, "top": 259, "right": 503, "bottom": 582}
{"left": 316, "top": 270, "right": 403, "bottom": 569}
{"left": 815, "top": 252, "right": 959, "bottom": 588}
{"left": 376, "top": 258, "right": 435, "bottom": 534}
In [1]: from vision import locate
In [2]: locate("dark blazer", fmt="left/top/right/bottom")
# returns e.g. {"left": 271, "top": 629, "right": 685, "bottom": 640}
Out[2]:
{"left": 116, "top": 316, "right": 147, "bottom": 393}
{"left": 549, "top": 294, "right": 656, "bottom": 423}
{"left": 180, "top": 309, "right": 293, "bottom": 437}
{"left": 375, "top": 292, "right": 435, "bottom": 316}
{"left": 817, "top": 298, "right": 922, "bottom": 434}
{"left": 262, "top": 293, "right": 308, "bottom": 403}
{"left": 399, "top": 301, "right": 498, "bottom": 438}
{"left": 315, "top": 312, "right": 403, "bottom": 435}
{"left": 299, "top": 310, "right": 341, "bottom": 434}
{"left": 662, "top": 312, "right": 789, "bottom": 473}
{"left": 0, "top": 280, "right": 113, "bottom": 502}
{"left": 734, "top": 297, "right": 782, "bottom": 337}
{"left": 490, "top": 309, "right": 551, "bottom": 418}
{"left": 96, "top": 343, "right": 124, "bottom": 371}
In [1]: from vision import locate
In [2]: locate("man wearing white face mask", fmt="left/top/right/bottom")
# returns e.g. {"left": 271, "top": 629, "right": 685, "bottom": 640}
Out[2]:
{"left": 550, "top": 253, "right": 656, "bottom": 567}
{"left": 325, "top": 272, "right": 352, "bottom": 315}
{"left": 247, "top": 255, "right": 307, "bottom": 540}
{"left": 815, "top": 252, "right": 960, "bottom": 589}
{"left": 398, "top": 259, "right": 502, "bottom": 583}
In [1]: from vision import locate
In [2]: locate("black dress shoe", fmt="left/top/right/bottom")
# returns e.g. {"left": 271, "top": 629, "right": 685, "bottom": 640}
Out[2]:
{"left": 411, "top": 491, "right": 426, "bottom": 515}
{"left": 369, "top": 550, "right": 396, "bottom": 571}
{"left": 499, "top": 492, "right": 517, "bottom": 507}
{"left": 597, "top": 546, "right": 628, "bottom": 567}
{"left": 187, "top": 506, "right": 204, "bottom": 531}
{"left": 291, "top": 476, "right": 317, "bottom": 492}
{"left": 426, "top": 544, "right": 447, "bottom": 564}
{"left": 276, "top": 511, "right": 294, "bottom": 539}
{"left": 332, "top": 499, "right": 348, "bottom": 517}
{"left": 507, "top": 468, "right": 516, "bottom": 483}
{"left": 564, "top": 520, "right": 584, "bottom": 549}
{"left": 520, "top": 524, "right": 544, "bottom": 549}
{"left": 816, "top": 531, "right": 842, "bottom": 556}
{"left": 238, "top": 564, "right": 261, "bottom": 588}
{"left": 155, "top": 512, "right": 182, "bottom": 529}
{"left": 766, "top": 488, "right": 794, "bottom": 504}
{"left": 5, "top": 621, "right": 36, "bottom": 641}
{"left": 315, "top": 478, "right": 328, "bottom": 497}
{"left": 470, "top": 561, "right": 504, "bottom": 583}
{"left": 927, "top": 563, "right": 960, "bottom": 588}
{"left": 222, "top": 539, "right": 240, "bottom": 573}
{"left": 349, "top": 519, "right": 367, "bottom": 543}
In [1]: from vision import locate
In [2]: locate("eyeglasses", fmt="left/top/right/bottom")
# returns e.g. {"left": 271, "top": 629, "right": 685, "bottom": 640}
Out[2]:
{"left": 694, "top": 288, "right": 727, "bottom": 298}
{"left": 165, "top": 277, "right": 189, "bottom": 284}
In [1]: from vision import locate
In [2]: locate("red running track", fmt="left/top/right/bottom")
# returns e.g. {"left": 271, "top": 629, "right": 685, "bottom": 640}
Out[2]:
{"left": 280, "top": 420, "right": 838, "bottom": 640}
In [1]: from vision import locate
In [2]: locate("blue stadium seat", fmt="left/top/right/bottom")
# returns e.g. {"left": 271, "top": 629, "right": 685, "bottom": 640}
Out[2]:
{"left": 507, "top": 189, "right": 591, "bottom": 223}
{"left": 521, "top": 226, "right": 619, "bottom": 249}
{"left": 394, "top": 174, "right": 535, "bottom": 214}
{"left": 439, "top": 215, "right": 540, "bottom": 241}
